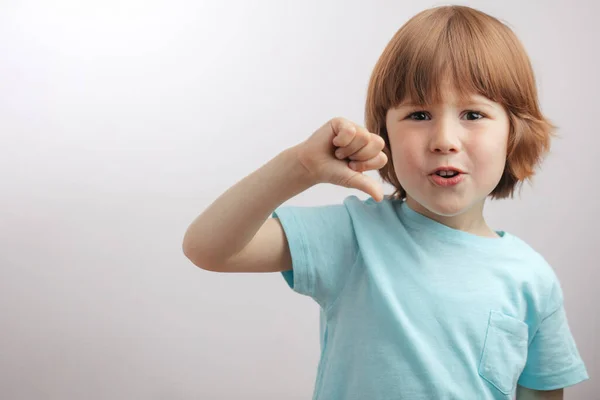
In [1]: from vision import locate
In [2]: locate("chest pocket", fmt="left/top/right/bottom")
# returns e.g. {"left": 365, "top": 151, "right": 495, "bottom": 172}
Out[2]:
{"left": 478, "top": 310, "right": 529, "bottom": 396}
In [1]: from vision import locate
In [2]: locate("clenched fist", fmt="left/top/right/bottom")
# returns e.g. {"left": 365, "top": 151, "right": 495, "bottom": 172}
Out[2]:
{"left": 295, "top": 117, "right": 388, "bottom": 202}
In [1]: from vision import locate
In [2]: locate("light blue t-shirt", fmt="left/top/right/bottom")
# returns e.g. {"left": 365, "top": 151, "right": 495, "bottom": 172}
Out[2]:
{"left": 272, "top": 195, "right": 588, "bottom": 400}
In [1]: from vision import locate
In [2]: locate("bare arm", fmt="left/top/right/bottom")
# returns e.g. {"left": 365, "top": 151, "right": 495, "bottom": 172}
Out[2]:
{"left": 182, "top": 117, "right": 387, "bottom": 272}
{"left": 182, "top": 146, "right": 314, "bottom": 272}
{"left": 516, "top": 385, "right": 563, "bottom": 400}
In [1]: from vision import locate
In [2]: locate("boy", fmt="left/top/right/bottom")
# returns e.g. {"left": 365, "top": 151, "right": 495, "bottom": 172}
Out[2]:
{"left": 183, "top": 5, "right": 588, "bottom": 399}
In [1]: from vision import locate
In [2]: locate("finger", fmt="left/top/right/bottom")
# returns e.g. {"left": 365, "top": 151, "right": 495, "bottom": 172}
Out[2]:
{"left": 344, "top": 173, "right": 385, "bottom": 202}
{"left": 331, "top": 119, "right": 356, "bottom": 147}
{"left": 347, "top": 135, "right": 386, "bottom": 161}
{"left": 348, "top": 152, "right": 388, "bottom": 172}
{"left": 334, "top": 128, "right": 371, "bottom": 159}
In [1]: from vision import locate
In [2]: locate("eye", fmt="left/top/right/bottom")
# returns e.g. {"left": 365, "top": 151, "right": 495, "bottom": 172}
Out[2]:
{"left": 463, "top": 111, "right": 484, "bottom": 121}
{"left": 408, "top": 111, "right": 430, "bottom": 121}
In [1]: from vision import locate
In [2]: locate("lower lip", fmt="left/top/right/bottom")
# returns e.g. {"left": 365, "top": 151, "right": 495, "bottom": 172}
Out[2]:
{"left": 429, "top": 173, "right": 464, "bottom": 187}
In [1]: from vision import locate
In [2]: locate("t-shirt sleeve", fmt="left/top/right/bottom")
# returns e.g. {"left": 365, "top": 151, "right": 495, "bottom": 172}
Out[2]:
{"left": 517, "top": 280, "right": 589, "bottom": 390}
{"left": 271, "top": 202, "right": 359, "bottom": 310}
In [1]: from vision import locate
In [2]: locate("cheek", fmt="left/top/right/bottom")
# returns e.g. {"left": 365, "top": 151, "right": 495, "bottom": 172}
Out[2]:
{"left": 470, "top": 132, "right": 509, "bottom": 177}
{"left": 389, "top": 135, "right": 422, "bottom": 173}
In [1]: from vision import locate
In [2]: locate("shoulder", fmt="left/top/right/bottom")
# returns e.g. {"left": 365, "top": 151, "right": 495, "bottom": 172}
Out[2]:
{"left": 506, "top": 234, "right": 559, "bottom": 281}
{"left": 505, "top": 233, "right": 564, "bottom": 315}
{"left": 272, "top": 195, "right": 395, "bottom": 236}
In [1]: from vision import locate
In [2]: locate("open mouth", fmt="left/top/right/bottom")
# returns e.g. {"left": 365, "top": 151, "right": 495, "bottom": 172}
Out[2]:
{"left": 434, "top": 170, "right": 460, "bottom": 179}
{"left": 429, "top": 168, "right": 465, "bottom": 186}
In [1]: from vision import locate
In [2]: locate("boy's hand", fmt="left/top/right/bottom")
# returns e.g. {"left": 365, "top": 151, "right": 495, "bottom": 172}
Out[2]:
{"left": 296, "top": 117, "right": 388, "bottom": 202}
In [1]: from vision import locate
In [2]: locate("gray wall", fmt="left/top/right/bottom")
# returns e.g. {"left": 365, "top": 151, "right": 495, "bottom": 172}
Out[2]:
{"left": 0, "top": 0, "right": 596, "bottom": 399}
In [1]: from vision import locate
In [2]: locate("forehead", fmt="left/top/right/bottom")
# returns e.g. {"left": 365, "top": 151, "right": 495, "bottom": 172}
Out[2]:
{"left": 393, "top": 71, "right": 498, "bottom": 107}
{"left": 397, "top": 88, "right": 499, "bottom": 109}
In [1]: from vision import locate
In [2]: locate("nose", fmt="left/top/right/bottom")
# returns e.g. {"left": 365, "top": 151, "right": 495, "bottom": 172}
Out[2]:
{"left": 429, "top": 116, "right": 461, "bottom": 154}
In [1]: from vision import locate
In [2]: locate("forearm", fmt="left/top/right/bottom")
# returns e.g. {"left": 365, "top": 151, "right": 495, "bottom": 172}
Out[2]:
{"left": 182, "top": 145, "right": 314, "bottom": 265}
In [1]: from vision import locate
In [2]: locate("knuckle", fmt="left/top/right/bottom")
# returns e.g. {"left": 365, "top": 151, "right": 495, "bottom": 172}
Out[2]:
{"left": 356, "top": 131, "right": 368, "bottom": 144}
{"left": 331, "top": 117, "right": 351, "bottom": 134}
{"left": 378, "top": 153, "right": 388, "bottom": 167}
{"left": 349, "top": 149, "right": 365, "bottom": 161}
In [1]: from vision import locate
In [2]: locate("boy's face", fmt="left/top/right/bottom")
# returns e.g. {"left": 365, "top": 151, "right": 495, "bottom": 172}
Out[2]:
{"left": 385, "top": 85, "right": 509, "bottom": 218}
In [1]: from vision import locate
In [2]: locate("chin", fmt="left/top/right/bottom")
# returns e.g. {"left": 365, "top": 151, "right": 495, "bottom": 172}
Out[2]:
{"left": 424, "top": 201, "right": 468, "bottom": 217}
{"left": 407, "top": 192, "right": 476, "bottom": 218}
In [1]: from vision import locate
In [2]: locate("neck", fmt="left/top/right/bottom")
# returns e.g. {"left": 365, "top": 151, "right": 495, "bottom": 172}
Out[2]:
{"left": 405, "top": 197, "right": 499, "bottom": 238}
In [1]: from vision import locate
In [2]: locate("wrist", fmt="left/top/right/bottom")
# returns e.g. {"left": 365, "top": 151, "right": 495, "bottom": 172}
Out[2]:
{"left": 280, "top": 145, "right": 319, "bottom": 189}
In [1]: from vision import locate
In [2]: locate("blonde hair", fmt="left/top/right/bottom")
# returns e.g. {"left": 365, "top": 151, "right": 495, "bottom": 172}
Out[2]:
{"left": 364, "top": 5, "right": 555, "bottom": 200}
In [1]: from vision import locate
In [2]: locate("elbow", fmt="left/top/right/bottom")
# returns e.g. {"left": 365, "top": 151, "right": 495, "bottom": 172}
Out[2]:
{"left": 181, "top": 233, "right": 224, "bottom": 272}
{"left": 181, "top": 232, "right": 206, "bottom": 269}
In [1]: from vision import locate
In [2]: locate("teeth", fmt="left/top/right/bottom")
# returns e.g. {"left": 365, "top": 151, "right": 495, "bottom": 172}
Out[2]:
{"left": 438, "top": 170, "right": 458, "bottom": 177}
